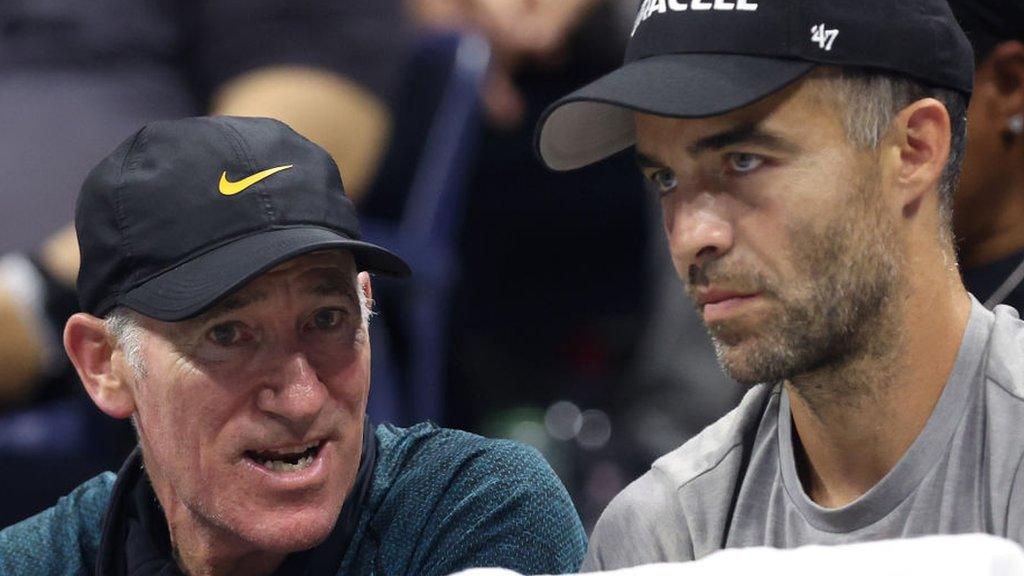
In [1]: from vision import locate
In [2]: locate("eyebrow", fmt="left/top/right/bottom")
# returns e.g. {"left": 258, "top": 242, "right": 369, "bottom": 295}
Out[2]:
{"left": 687, "top": 122, "right": 798, "bottom": 156}
{"left": 635, "top": 151, "right": 666, "bottom": 170}
{"left": 207, "top": 290, "right": 269, "bottom": 320}
{"left": 635, "top": 122, "right": 799, "bottom": 169}
{"left": 197, "top": 272, "right": 357, "bottom": 324}
{"left": 306, "top": 276, "right": 358, "bottom": 303}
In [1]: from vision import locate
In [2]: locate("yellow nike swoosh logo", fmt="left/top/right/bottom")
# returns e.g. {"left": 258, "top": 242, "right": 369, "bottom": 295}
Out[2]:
{"left": 218, "top": 165, "right": 294, "bottom": 196}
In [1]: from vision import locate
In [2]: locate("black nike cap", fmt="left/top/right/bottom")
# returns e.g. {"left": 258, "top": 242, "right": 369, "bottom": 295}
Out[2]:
{"left": 76, "top": 116, "right": 410, "bottom": 321}
{"left": 536, "top": 0, "right": 975, "bottom": 171}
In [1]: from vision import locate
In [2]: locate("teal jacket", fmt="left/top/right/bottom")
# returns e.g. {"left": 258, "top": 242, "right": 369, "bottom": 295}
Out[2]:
{"left": 0, "top": 423, "right": 586, "bottom": 575}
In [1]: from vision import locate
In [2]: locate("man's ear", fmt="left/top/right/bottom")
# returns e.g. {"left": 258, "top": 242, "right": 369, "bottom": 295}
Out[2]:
{"left": 891, "top": 98, "right": 952, "bottom": 216}
{"left": 64, "top": 313, "right": 135, "bottom": 419}
{"left": 358, "top": 272, "right": 373, "bottom": 314}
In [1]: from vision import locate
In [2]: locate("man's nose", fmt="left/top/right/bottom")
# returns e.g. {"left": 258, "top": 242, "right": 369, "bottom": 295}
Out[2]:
{"left": 663, "top": 192, "right": 734, "bottom": 273}
{"left": 256, "top": 351, "right": 327, "bottom": 428}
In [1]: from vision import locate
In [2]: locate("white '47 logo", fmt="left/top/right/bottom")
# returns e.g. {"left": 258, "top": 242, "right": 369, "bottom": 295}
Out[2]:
{"left": 811, "top": 24, "right": 839, "bottom": 51}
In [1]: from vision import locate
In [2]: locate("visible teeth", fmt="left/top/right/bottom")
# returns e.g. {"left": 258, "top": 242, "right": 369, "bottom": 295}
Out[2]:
{"left": 260, "top": 454, "right": 315, "bottom": 471}
{"left": 263, "top": 442, "right": 319, "bottom": 459}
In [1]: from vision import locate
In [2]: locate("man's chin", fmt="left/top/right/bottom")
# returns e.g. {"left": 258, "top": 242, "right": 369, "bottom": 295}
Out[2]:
{"left": 707, "top": 315, "right": 766, "bottom": 350}
{"left": 712, "top": 333, "right": 790, "bottom": 385}
{"left": 225, "top": 505, "right": 340, "bottom": 554}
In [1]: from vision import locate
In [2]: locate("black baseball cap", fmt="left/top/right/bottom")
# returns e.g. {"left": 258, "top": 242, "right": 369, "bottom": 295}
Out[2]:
{"left": 536, "top": 0, "right": 975, "bottom": 171}
{"left": 76, "top": 116, "right": 410, "bottom": 321}
{"left": 947, "top": 0, "right": 1024, "bottom": 61}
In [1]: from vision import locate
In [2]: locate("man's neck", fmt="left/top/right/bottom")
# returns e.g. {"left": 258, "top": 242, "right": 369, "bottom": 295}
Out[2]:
{"left": 145, "top": 474, "right": 285, "bottom": 576}
{"left": 169, "top": 524, "right": 283, "bottom": 576}
{"left": 958, "top": 179, "right": 1024, "bottom": 268}
{"left": 785, "top": 265, "right": 972, "bottom": 509}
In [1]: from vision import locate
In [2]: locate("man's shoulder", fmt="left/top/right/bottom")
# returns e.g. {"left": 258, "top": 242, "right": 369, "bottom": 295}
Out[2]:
{"left": 585, "top": 384, "right": 774, "bottom": 570}
{"left": 0, "top": 472, "right": 116, "bottom": 575}
{"left": 371, "top": 422, "right": 576, "bottom": 512}
{"left": 364, "top": 423, "right": 586, "bottom": 575}
{"left": 650, "top": 383, "right": 774, "bottom": 488}
{"left": 373, "top": 422, "right": 552, "bottom": 480}
{"left": 585, "top": 462, "right": 693, "bottom": 570}
{"left": 986, "top": 305, "right": 1024, "bottom": 401}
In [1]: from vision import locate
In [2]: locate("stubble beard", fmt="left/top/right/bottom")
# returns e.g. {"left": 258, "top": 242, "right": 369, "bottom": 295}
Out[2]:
{"left": 692, "top": 170, "right": 905, "bottom": 392}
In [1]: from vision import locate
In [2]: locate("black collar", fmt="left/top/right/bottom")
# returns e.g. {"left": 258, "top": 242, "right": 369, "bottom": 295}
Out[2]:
{"left": 96, "top": 421, "right": 378, "bottom": 576}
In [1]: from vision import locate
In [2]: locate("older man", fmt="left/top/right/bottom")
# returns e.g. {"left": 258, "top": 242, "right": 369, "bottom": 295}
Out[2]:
{"left": 536, "top": 0, "right": 1024, "bottom": 570}
{"left": 0, "top": 117, "right": 586, "bottom": 575}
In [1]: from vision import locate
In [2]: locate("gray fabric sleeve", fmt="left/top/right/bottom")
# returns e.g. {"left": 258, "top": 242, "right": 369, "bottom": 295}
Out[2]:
{"left": 583, "top": 468, "right": 695, "bottom": 571}
{"left": 1004, "top": 450, "right": 1024, "bottom": 544}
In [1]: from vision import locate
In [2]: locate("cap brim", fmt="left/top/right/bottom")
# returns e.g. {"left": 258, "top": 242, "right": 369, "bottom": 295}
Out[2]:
{"left": 120, "top": 227, "right": 410, "bottom": 321}
{"left": 536, "top": 54, "right": 817, "bottom": 171}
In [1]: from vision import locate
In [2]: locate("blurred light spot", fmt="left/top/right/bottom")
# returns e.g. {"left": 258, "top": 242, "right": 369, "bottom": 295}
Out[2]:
{"left": 509, "top": 420, "right": 549, "bottom": 452}
{"left": 577, "top": 409, "right": 612, "bottom": 450}
{"left": 544, "top": 400, "right": 583, "bottom": 441}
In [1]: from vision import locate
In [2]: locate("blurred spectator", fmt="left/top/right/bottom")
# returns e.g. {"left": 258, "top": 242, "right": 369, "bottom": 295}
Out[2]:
{"left": 407, "top": 0, "right": 655, "bottom": 528}
{"left": 948, "top": 1, "right": 1024, "bottom": 311}
{"left": 411, "top": 0, "right": 605, "bottom": 130}
{"left": 0, "top": 0, "right": 406, "bottom": 407}
{"left": 0, "top": 0, "right": 408, "bottom": 526}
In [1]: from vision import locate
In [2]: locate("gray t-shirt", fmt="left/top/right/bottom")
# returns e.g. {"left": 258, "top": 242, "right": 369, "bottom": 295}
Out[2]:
{"left": 585, "top": 298, "right": 1024, "bottom": 570}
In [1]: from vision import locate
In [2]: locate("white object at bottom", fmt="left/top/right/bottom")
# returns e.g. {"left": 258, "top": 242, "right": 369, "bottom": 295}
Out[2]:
{"left": 449, "top": 534, "right": 1024, "bottom": 576}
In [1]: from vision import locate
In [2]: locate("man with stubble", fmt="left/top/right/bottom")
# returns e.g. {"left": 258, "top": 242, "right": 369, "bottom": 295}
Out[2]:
{"left": 536, "top": 0, "right": 1024, "bottom": 569}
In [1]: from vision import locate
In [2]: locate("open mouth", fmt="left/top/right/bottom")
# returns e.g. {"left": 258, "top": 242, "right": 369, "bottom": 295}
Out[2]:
{"left": 245, "top": 441, "right": 323, "bottom": 472}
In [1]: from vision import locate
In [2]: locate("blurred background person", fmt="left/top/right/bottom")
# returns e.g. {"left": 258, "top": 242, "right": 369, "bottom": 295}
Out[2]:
{"left": 0, "top": 0, "right": 408, "bottom": 526}
{"left": 948, "top": 0, "right": 1024, "bottom": 311}
{"left": 407, "top": 0, "right": 669, "bottom": 527}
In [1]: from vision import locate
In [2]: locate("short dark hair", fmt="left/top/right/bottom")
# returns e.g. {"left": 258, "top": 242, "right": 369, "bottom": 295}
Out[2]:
{"left": 814, "top": 68, "right": 969, "bottom": 239}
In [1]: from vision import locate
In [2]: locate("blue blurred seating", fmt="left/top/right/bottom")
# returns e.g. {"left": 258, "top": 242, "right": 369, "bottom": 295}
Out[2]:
{"left": 363, "top": 32, "right": 490, "bottom": 426}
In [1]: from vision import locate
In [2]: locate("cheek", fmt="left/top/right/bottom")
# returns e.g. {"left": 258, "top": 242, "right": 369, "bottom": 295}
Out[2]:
{"left": 133, "top": 360, "right": 238, "bottom": 470}
{"left": 729, "top": 188, "right": 796, "bottom": 271}
{"left": 733, "top": 186, "right": 838, "bottom": 292}
{"left": 313, "top": 343, "right": 371, "bottom": 407}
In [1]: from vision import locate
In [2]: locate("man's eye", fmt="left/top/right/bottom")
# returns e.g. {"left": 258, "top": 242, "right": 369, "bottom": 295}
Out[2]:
{"left": 207, "top": 323, "right": 244, "bottom": 346}
{"left": 726, "top": 153, "right": 765, "bottom": 173}
{"left": 308, "top": 309, "right": 344, "bottom": 331}
{"left": 648, "top": 169, "right": 678, "bottom": 194}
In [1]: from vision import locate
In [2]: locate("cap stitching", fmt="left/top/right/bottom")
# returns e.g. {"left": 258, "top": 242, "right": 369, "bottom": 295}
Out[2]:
{"left": 110, "top": 126, "right": 148, "bottom": 308}
{"left": 217, "top": 122, "right": 258, "bottom": 204}
{"left": 218, "top": 121, "right": 251, "bottom": 175}
{"left": 223, "top": 122, "right": 277, "bottom": 223}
